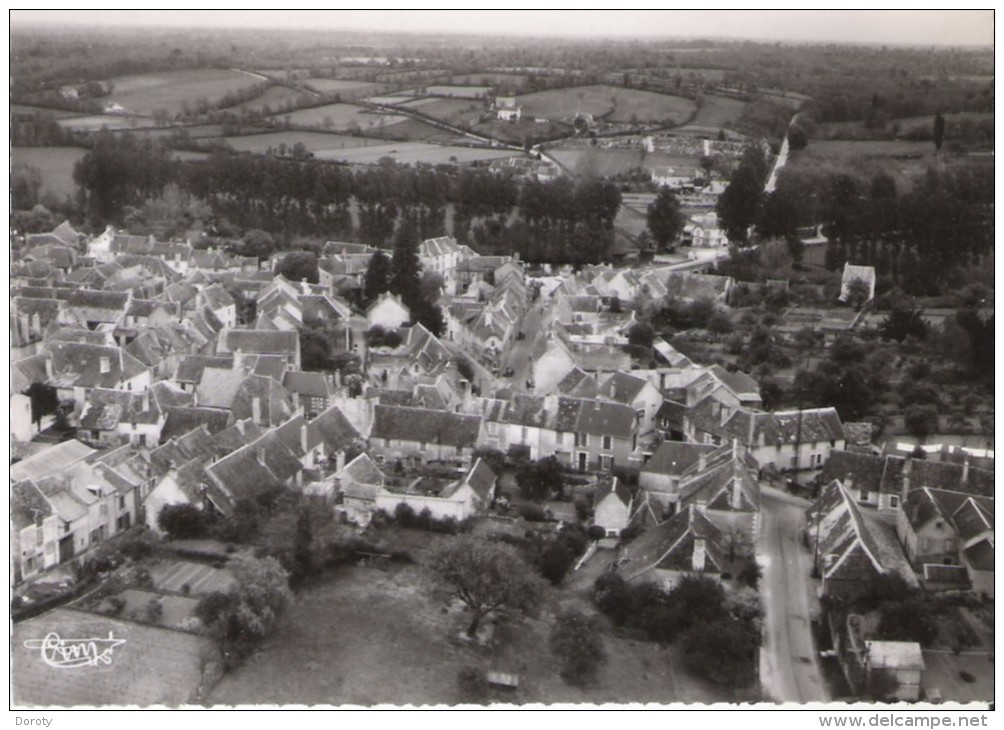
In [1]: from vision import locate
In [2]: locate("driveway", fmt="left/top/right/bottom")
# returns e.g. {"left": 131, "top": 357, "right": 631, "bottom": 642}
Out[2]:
{"left": 758, "top": 484, "right": 829, "bottom": 703}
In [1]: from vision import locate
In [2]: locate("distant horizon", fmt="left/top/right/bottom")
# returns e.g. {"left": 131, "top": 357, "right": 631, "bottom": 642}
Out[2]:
{"left": 8, "top": 10, "right": 995, "bottom": 48}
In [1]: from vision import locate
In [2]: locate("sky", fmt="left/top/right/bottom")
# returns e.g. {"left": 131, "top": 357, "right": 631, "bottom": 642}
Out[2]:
{"left": 8, "top": 9, "right": 995, "bottom": 47}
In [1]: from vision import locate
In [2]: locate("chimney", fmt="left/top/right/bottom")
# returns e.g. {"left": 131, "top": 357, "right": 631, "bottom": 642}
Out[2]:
{"left": 142, "top": 387, "right": 150, "bottom": 413}
{"left": 660, "top": 372, "right": 666, "bottom": 391}
{"left": 695, "top": 498, "right": 707, "bottom": 515}
{"left": 961, "top": 455, "right": 970, "bottom": 484}
{"left": 233, "top": 348, "right": 243, "bottom": 371}
{"left": 335, "top": 449, "right": 346, "bottom": 473}
{"left": 301, "top": 278, "right": 309, "bottom": 295}
{"left": 731, "top": 478, "right": 742, "bottom": 509}
{"left": 30, "top": 312, "right": 41, "bottom": 334}
{"left": 698, "top": 452, "right": 707, "bottom": 472}
{"left": 609, "top": 380, "right": 616, "bottom": 399}
{"left": 255, "top": 446, "right": 267, "bottom": 466}
{"left": 99, "top": 355, "right": 111, "bottom": 374}
{"left": 692, "top": 537, "right": 706, "bottom": 572}
{"left": 335, "top": 368, "right": 342, "bottom": 389}
{"left": 901, "top": 457, "right": 912, "bottom": 501}
{"left": 594, "top": 398, "right": 602, "bottom": 411}
{"left": 252, "top": 395, "right": 262, "bottom": 425}
{"left": 301, "top": 423, "right": 309, "bottom": 454}
{"left": 235, "top": 419, "right": 245, "bottom": 436}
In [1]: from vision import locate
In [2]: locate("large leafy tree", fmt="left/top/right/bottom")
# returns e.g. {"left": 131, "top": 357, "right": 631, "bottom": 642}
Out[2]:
{"left": 717, "top": 146, "right": 768, "bottom": 244}
{"left": 647, "top": 188, "right": 683, "bottom": 250}
{"left": 274, "top": 251, "right": 319, "bottom": 284}
{"left": 429, "top": 534, "right": 543, "bottom": 638}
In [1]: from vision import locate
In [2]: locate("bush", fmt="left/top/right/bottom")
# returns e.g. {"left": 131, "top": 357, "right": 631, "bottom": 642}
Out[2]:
{"left": 738, "top": 558, "right": 762, "bottom": 589}
{"left": 539, "top": 543, "right": 574, "bottom": 585}
{"left": 587, "top": 525, "right": 607, "bottom": 541}
{"left": 144, "top": 597, "right": 164, "bottom": 623}
{"left": 680, "top": 617, "right": 760, "bottom": 687}
{"left": 157, "top": 503, "right": 211, "bottom": 541}
{"left": 107, "top": 596, "right": 127, "bottom": 615}
{"left": 518, "top": 504, "right": 548, "bottom": 522}
{"left": 550, "top": 609, "right": 607, "bottom": 686}
{"left": 457, "top": 666, "right": 490, "bottom": 701}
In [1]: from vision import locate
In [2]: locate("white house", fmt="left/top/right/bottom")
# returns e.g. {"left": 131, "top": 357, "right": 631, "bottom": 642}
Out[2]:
{"left": 366, "top": 292, "right": 411, "bottom": 330}
{"left": 593, "top": 476, "right": 634, "bottom": 537}
{"left": 839, "top": 263, "right": 877, "bottom": 305}
{"left": 496, "top": 96, "right": 521, "bottom": 121}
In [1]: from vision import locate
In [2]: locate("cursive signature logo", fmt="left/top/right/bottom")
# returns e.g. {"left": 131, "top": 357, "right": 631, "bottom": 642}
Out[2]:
{"left": 24, "top": 631, "right": 126, "bottom": 669}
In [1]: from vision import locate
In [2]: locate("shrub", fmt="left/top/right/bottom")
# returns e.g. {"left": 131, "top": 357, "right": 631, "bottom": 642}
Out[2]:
{"left": 959, "top": 671, "right": 976, "bottom": 684}
{"left": 132, "top": 566, "right": 154, "bottom": 588}
{"left": 394, "top": 502, "right": 417, "bottom": 528}
{"left": 144, "top": 597, "right": 164, "bottom": 623}
{"left": 518, "top": 504, "right": 548, "bottom": 522}
{"left": 540, "top": 543, "right": 574, "bottom": 585}
{"left": 550, "top": 609, "right": 607, "bottom": 686}
{"left": 587, "top": 525, "right": 606, "bottom": 541}
{"left": 738, "top": 558, "right": 762, "bottom": 589}
{"left": 107, "top": 596, "right": 127, "bottom": 615}
{"left": 457, "top": 666, "right": 490, "bottom": 701}
{"left": 157, "top": 503, "right": 211, "bottom": 541}
{"left": 181, "top": 582, "right": 191, "bottom": 596}
{"left": 619, "top": 523, "right": 645, "bottom": 544}
{"left": 680, "top": 617, "right": 760, "bottom": 687}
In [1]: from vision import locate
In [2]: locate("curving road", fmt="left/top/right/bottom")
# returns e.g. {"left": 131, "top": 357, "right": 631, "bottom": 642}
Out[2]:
{"left": 758, "top": 484, "right": 829, "bottom": 703}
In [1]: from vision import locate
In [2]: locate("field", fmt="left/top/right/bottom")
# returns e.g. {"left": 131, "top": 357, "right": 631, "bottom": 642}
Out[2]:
{"left": 223, "top": 84, "right": 316, "bottom": 115}
{"left": 517, "top": 85, "right": 696, "bottom": 124}
{"left": 272, "top": 102, "right": 407, "bottom": 131}
{"left": 208, "top": 561, "right": 726, "bottom": 706}
{"left": 424, "top": 85, "right": 491, "bottom": 99}
{"left": 302, "top": 78, "right": 382, "bottom": 98}
{"left": 787, "top": 139, "right": 943, "bottom": 190}
{"left": 104, "top": 68, "right": 265, "bottom": 115}
{"left": 368, "top": 117, "right": 470, "bottom": 144}
{"left": 11, "top": 146, "right": 85, "bottom": 200}
{"left": 409, "top": 97, "right": 487, "bottom": 128}
{"left": 11, "top": 104, "right": 80, "bottom": 118}
{"left": 548, "top": 145, "right": 696, "bottom": 178}
{"left": 450, "top": 72, "right": 527, "bottom": 87}
{"left": 690, "top": 94, "right": 749, "bottom": 128}
{"left": 57, "top": 114, "right": 155, "bottom": 131}
{"left": 312, "top": 143, "right": 518, "bottom": 166}
{"left": 223, "top": 131, "right": 380, "bottom": 154}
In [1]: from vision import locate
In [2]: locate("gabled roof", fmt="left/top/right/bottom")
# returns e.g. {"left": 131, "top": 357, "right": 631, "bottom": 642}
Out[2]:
{"left": 371, "top": 405, "right": 482, "bottom": 448}
{"left": 463, "top": 458, "right": 497, "bottom": 502}
{"left": 310, "top": 404, "right": 361, "bottom": 452}
{"left": 600, "top": 371, "right": 652, "bottom": 404}
{"left": 160, "top": 407, "right": 233, "bottom": 442}
{"left": 338, "top": 452, "right": 385, "bottom": 488}
{"left": 618, "top": 504, "right": 724, "bottom": 579}
{"left": 47, "top": 342, "right": 148, "bottom": 389}
{"left": 809, "top": 480, "right": 917, "bottom": 587}
{"left": 557, "top": 366, "right": 599, "bottom": 398}
{"left": 902, "top": 487, "right": 994, "bottom": 542}
{"left": 282, "top": 370, "right": 333, "bottom": 398}
{"left": 678, "top": 443, "right": 760, "bottom": 513}
{"left": 12, "top": 479, "right": 54, "bottom": 531}
{"left": 219, "top": 328, "right": 298, "bottom": 356}
{"left": 571, "top": 397, "right": 637, "bottom": 439}
{"left": 174, "top": 354, "right": 234, "bottom": 385}
{"left": 594, "top": 476, "right": 633, "bottom": 510}
{"left": 642, "top": 441, "right": 718, "bottom": 478}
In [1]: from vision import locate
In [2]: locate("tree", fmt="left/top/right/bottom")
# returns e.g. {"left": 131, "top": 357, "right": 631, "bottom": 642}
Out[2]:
{"left": 627, "top": 321, "right": 656, "bottom": 349}
{"left": 274, "top": 251, "right": 319, "bottom": 284}
{"left": 844, "top": 277, "right": 871, "bottom": 310}
{"left": 550, "top": 609, "right": 607, "bottom": 686}
{"left": 539, "top": 543, "right": 574, "bottom": 585}
{"left": 933, "top": 111, "right": 946, "bottom": 152}
{"left": 242, "top": 229, "right": 276, "bottom": 261}
{"left": 25, "top": 382, "right": 59, "bottom": 425}
{"left": 391, "top": 229, "right": 422, "bottom": 303}
{"left": 680, "top": 617, "right": 760, "bottom": 688}
{"left": 646, "top": 188, "right": 683, "bottom": 250}
{"left": 788, "top": 125, "right": 809, "bottom": 151}
{"left": 904, "top": 405, "right": 939, "bottom": 442}
{"left": 717, "top": 146, "right": 767, "bottom": 244}
{"left": 363, "top": 249, "right": 392, "bottom": 303}
{"left": 515, "top": 456, "right": 565, "bottom": 502}
{"left": 157, "top": 503, "right": 210, "bottom": 540}
{"left": 428, "top": 534, "right": 543, "bottom": 638}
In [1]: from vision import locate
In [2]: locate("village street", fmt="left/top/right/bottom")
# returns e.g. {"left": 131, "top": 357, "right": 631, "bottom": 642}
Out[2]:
{"left": 505, "top": 295, "right": 550, "bottom": 390}
{"left": 758, "top": 484, "right": 829, "bottom": 703}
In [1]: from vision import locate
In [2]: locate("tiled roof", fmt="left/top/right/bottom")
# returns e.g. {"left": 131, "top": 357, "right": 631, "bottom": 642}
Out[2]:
{"left": 642, "top": 441, "right": 717, "bottom": 477}
{"left": 600, "top": 371, "right": 650, "bottom": 404}
{"left": 338, "top": 453, "right": 385, "bottom": 487}
{"left": 47, "top": 342, "right": 148, "bottom": 389}
{"left": 220, "top": 328, "right": 298, "bottom": 356}
{"left": 12, "top": 479, "right": 53, "bottom": 531}
{"left": 371, "top": 405, "right": 482, "bottom": 448}
{"left": 572, "top": 397, "right": 637, "bottom": 439}
{"left": 10, "top": 440, "right": 96, "bottom": 483}
{"left": 557, "top": 367, "right": 599, "bottom": 398}
{"left": 160, "top": 407, "right": 232, "bottom": 442}
{"left": 464, "top": 458, "right": 497, "bottom": 501}
{"left": 618, "top": 504, "right": 724, "bottom": 579}
{"left": 594, "top": 476, "right": 633, "bottom": 509}
{"left": 310, "top": 405, "right": 361, "bottom": 452}
{"left": 174, "top": 354, "right": 233, "bottom": 384}
{"left": 282, "top": 371, "right": 332, "bottom": 398}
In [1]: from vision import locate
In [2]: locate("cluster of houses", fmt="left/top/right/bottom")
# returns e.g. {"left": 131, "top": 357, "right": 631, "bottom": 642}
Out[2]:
{"left": 10, "top": 221, "right": 993, "bottom": 639}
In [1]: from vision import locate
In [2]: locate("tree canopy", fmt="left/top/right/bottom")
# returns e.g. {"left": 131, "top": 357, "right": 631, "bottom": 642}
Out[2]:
{"left": 429, "top": 534, "right": 543, "bottom": 638}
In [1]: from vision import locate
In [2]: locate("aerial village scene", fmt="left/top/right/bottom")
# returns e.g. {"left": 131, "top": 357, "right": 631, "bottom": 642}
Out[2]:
{"left": 8, "top": 9, "right": 994, "bottom": 710}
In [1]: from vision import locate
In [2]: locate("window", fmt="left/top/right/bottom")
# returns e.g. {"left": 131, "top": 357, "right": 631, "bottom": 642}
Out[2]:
{"left": 118, "top": 496, "right": 126, "bottom": 510}
{"left": 860, "top": 489, "right": 870, "bottom": 502}
{"left": 889, "top": 496, "right": 899, "bottom": 508}
{"left": 555, "top": 431, "right": 563, "bottom": 445}
{"left": 600, "top": 455, "right": 613, "bottom": 471}
{"left": 602, "top": 436, "right": 612, "bottom": 451}
{"left": 521, "top": 426, "right": 529, "bottom": 443}
{"left": 384, "top": 438, "right": 391, "bottom": 448}
{"left": 790, "top": 455, "right": 798, "bottom": 468}
{"left": 578, "top": 433, "right": 589, "bottom": 448}
{"left": 487, "top": 422, "right": 499, "bottom": 436}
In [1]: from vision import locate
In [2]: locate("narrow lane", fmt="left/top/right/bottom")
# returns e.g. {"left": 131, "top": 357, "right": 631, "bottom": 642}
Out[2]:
{"left": 758, "top": 485, "right": 828, "bottom": 703}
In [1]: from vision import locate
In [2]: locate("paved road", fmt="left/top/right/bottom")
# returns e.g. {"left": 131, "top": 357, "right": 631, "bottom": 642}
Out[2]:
{"left": 758, "top": 484, "right": 829, "bottom": 703}
{"left": 504, "top": 297, "right": 549, "bottom": 390}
